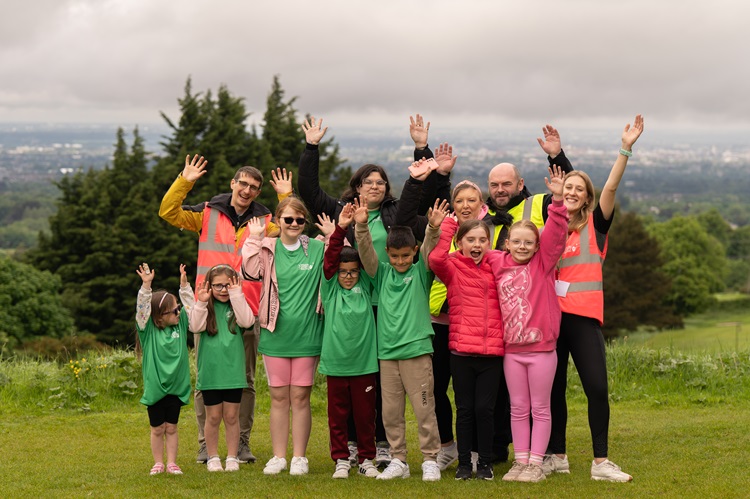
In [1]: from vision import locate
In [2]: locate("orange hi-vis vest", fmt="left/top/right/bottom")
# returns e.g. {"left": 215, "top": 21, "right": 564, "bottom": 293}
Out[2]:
{"left": 557, "top": 214, "right": 608, "bottom": 325}
{"left": 196, "top": 205, "right": 271, "bottom": 315}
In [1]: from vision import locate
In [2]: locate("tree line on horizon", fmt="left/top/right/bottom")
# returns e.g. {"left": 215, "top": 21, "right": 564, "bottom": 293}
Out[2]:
{"left": 0, "top": 77, "right": 749, "bottom": 351}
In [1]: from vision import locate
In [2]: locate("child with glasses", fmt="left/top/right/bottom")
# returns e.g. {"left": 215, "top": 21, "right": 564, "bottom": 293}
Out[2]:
{"left": 242, "top": 196, "right": 325, "bottom": 476}
{"left": 481, "top": 166, "right": 569, "bottom": 483}
{"left": 320, "top": 201, "right": 381, "bottom": 479}
{"left": 189, "top": 264, "right": 255, "bottom": 472}
{"left": 135, "top": 263, "right": 194, "bottom": 476}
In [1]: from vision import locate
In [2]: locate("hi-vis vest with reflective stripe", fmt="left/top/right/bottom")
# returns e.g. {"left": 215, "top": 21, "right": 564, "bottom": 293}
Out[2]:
{"left": 430, "top": 194, "right": 546, "bottom": 316}
{"left": 196, "top": 206, "right": 271, "bottom": 315}
{"left": 557, "top": 214, "right": 608, "bottom": 325}
{"left": 486, "top": 194, "right": 545, "bottom": 249}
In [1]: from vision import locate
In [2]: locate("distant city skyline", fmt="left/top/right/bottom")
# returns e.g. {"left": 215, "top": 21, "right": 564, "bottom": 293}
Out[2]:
{"left": 1, "top": 1, "right": 749, "bottom": 131}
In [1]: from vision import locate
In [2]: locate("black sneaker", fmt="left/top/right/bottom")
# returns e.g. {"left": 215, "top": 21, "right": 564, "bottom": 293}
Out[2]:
{"left": 476, "top": 462, "right": 494, "bottom": 481}
{"left": 455, "top": 464, "right": 473, "bottom": 480}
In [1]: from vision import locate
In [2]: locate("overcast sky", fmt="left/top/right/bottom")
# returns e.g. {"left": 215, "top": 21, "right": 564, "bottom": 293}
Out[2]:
{"left": 1, "top": 0, "right": 748, "bottom": 131}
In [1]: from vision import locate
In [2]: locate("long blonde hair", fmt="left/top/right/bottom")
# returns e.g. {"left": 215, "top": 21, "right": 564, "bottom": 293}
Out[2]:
{"left": 564, "top": 171, "right": 596, "bottom": 232}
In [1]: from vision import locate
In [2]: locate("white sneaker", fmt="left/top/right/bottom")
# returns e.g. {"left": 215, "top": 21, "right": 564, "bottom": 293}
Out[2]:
{"left": 436, "top": 442, "right": 458, "bottom": 470}
{"left": 421, "top": 460, "right": 441, "bottom": 481}
{"left": 591, "top": 459, "right": 633, "bottom": 482}
{"left": 225, "top": 456, "right": 240, "bottom": 472}
{"left": 263, "top": 456, "right": 287, "bottom": 475}
{"left": 502, "top": 461, "right": 526, "bottom": 482}
{"left": 542, "top": 454, "right": 570, "bottom": 475}
{"left": 332, "top": 458, "right": 351, "bottom": 479}
{"left": 375, "top": 442, "right": 392, "bottom": 467}
{"left": 289, "top": 456, "right": 309, "bottom": 476}
{"left": 516, "top": 463, "right": 546, "bottom": 483}
{"left": 358, "top": 459, "right": 380, "bottom": 478}
{"left": 206, "top": 456, "right": 223, "bottom": 472}
{"left": 347, "top": 441, "right": 358, "bottom": 466}
{"left": 471, "top": 451, "right": 479, "bottom": 473}
{"left": 376, "top": 458, "right": 410, "bottom": 480}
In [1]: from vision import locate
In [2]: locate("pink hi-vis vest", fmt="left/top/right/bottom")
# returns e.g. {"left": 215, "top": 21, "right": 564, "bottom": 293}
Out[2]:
{"left": 196, "top": 205, "right": 270, "bottom": 315}
{"left": 557, "top": 214, "right": 608, "bottom": 325}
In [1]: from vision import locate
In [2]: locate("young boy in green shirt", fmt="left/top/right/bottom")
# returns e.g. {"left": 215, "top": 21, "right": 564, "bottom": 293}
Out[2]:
{"left": 320, "top": 203, "right": 381, "bottom": 479}
{"left": 354, "top": 195, "right": 450, "bottom": 482}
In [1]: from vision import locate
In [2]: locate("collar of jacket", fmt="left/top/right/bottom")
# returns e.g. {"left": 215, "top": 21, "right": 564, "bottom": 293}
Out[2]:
{"left": 207, "top": 192, "right": 271, "bottom": 222}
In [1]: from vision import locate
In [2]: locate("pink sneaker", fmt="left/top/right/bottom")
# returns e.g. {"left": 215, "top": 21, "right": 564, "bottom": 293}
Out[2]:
{"left": 166, "top": 463, "right": 183, "bottom": 475}
{"left": 150, "top": 462, "right": 165, "bottom": 475}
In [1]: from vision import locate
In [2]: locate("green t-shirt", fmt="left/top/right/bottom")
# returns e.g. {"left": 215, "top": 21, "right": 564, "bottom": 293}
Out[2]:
{"left": 196, "top": 301, "right": 248, "bottom": 390}
{"left": 374, "top": 258, "right": 434, "bottom": 360}
{"left": 319, "top": 271, "right": 378, "bottom": 377}
{"left": 137, "top": 309, "right": 192, "bottom": 406}
{"left": 259, "top": 238, "right": 325, "bottom": 357}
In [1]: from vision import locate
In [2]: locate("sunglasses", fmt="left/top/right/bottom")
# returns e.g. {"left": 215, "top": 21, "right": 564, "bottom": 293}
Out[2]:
{"left": 164, "top": 305, "right": 181, "bottom": 316}
{"left": 282, "top": 217, "right": 306, "bottom": 225}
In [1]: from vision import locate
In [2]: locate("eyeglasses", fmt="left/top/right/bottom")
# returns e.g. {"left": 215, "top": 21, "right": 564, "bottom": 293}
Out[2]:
{"left": 508, "top": 239, "right": 537, "bottom": 248}
{"left": 235, "top": 180, "right": 260, "bottom": 193}
{"left": 337, "top": 269, "right": 360, "bottom": 278}
{"left": 211, "top": 283, "right": 231, "bottom": 291}
{"left": 362, "top": 179, "right": 387, "bottom": 187}
{"left": 282, "top": 217, "right": 306, "bottom": 225}
{"left": 163, "top": 305, "right": 181, "bottom": 316}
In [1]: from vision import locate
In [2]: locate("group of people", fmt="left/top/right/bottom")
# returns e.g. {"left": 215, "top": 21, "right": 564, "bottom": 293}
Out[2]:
{"left": 135, "top": 113, "right": 644, "bottom": 483}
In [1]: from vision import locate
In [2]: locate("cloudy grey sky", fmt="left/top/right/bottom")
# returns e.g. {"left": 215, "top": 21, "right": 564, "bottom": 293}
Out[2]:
{"left": 1, "top": 0, "right": 748, "bottom": 131}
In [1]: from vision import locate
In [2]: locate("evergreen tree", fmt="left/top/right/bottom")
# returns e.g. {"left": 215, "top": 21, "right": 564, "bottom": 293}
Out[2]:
{"left": 602, "top": 212, "right": 681, "bottom": 338}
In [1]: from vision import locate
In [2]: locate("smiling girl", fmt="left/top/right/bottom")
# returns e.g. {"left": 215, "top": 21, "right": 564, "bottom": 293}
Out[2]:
{"left": 242, "top": 196, "right": 325, "bottom": 476}
{"left": 189, "top": 264, "right": 255, "bottom": 472}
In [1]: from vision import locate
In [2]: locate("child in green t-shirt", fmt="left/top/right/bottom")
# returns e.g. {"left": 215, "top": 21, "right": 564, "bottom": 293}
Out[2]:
{"left": 320, "top": 203, "right": 381, "bottom": 479}
{"left": 189, "top": 264, "right": 255, "bottom": 472}
{"left": 354, "top": 194, "right": 450, "bottom": 482}
{"left": 135, "top": 263, "right": 193, "bottom": 476}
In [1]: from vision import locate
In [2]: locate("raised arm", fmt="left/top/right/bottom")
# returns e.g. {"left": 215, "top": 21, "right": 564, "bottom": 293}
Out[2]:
{"left": 158, "top": 154, "right": 208, "bottom": 232}
{"left": 420, "top": 199, "right": 450, "bottom": 272}
{"left": 178, "top": 264, "right": 195, "bottom": 311}
{"left": 298, "top": 116, "right": 341, "bottom": 218}
{"left": 599, "top": 114, "right": 644, "bottom": 220}
{"left": 188, "top": 280, "right": 210, "bottom": 333}
{"left": 537, "top": 125, "right": 574, "bottom": 174}
{"left": 228, "top": 276, "right": 255, "bottom": 328}
{"left": 135, "top": 263, "right": 154, "bottom": 330}
{"left": 241, "top": 217, "right": 267, "bottom": 280}
{"left": 539, "top": 166, "right": 570, "bottom": 272}
{"left": 429, "top": 216, "right": 458, "bottom": 284}
{"left": 324, "top": 204, "right": 354, "bottom": 280}
{"left": 353, "top": 196, "right": 379, "bottom": 277}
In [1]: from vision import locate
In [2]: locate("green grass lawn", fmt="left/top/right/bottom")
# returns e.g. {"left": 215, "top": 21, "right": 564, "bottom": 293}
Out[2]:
{"left": 618, "top": 309, "right": 750, "bottom": 353}
{"left": 3, "top": 400, "right": 749, "bottom": 498}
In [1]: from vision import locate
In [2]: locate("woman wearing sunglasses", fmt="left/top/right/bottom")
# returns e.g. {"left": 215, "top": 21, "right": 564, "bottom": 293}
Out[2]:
{"left": 242, "top": 196, "right": 325, "bottom": 476}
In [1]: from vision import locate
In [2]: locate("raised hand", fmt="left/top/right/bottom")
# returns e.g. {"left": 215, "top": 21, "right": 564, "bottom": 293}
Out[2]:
{"left": 409, "top": 114, "right": 430, "bottom": 149}
{"left": 338, "top": 203, "right": 355, "bottom": 229}
{"left": 544, "top": 164, "right": 565, "bottom": 200}
{"left": 182, "top": 154, "right": 208, "bottom": 182}
{"left": 197, "top": 280, "right": 211, "bottom": 302}
{"left": 136, "top": 263, "right": 155, "bottom": 287}
{"left": 537, "top": 125, "right": 562, "bottom": 158}
{"left": 179, "top": 264, "right": 187, "bottom": 287}
{"left": 427, "top": 198, "right": 451, "bottom": 228}
{"left": 408, "top": 158, "right": 437, "bottom": 181}
{"left": 227, "top": 274, "right": 241, "bottom": 292}
{"left": 621, "top": 114, "right": 644, "bottom": 150}
{"left": 315, "top": 213, "right": 336, "bottom": 237}
{"left": 270, "top": 167, "right": 294, "bottom": 194}
{"left": 301, "top": 116, "right": 328, "bottom": 145}
{"left": 247, "top": 217, "right": 265, "bottom": 237}
{"left": 434, "top": 142, "right": 457, "bottom": 175}
{"left": 353, "top": 195, "right": 369, "bottom": 224}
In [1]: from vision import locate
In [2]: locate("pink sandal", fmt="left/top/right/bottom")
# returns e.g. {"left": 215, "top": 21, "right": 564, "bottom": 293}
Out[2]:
{"left": 150, "top": 462, "right": 165, "bottom": 475}
{"left": 166, "top": 463, "right": 183, "bottom": 475}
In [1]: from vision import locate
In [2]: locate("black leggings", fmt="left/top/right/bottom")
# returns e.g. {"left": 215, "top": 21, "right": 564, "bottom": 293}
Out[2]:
{"left": 548, "top": 313, "right": 610, "bottom": 458}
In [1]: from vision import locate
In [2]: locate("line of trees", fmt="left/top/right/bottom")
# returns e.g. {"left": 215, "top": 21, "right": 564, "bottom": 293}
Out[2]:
{"left": 1, "top": 76, "right": 749, "bottom": 349}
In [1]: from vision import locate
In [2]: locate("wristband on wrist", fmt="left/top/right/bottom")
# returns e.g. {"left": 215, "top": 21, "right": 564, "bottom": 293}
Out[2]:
{"left": 619, "top": 148, "right": 633, "bottom": 157}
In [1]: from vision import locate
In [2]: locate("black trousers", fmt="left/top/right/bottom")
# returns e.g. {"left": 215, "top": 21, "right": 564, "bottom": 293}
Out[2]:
{"left": 548, "top": 312, "right": 610, "bottom": 458}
